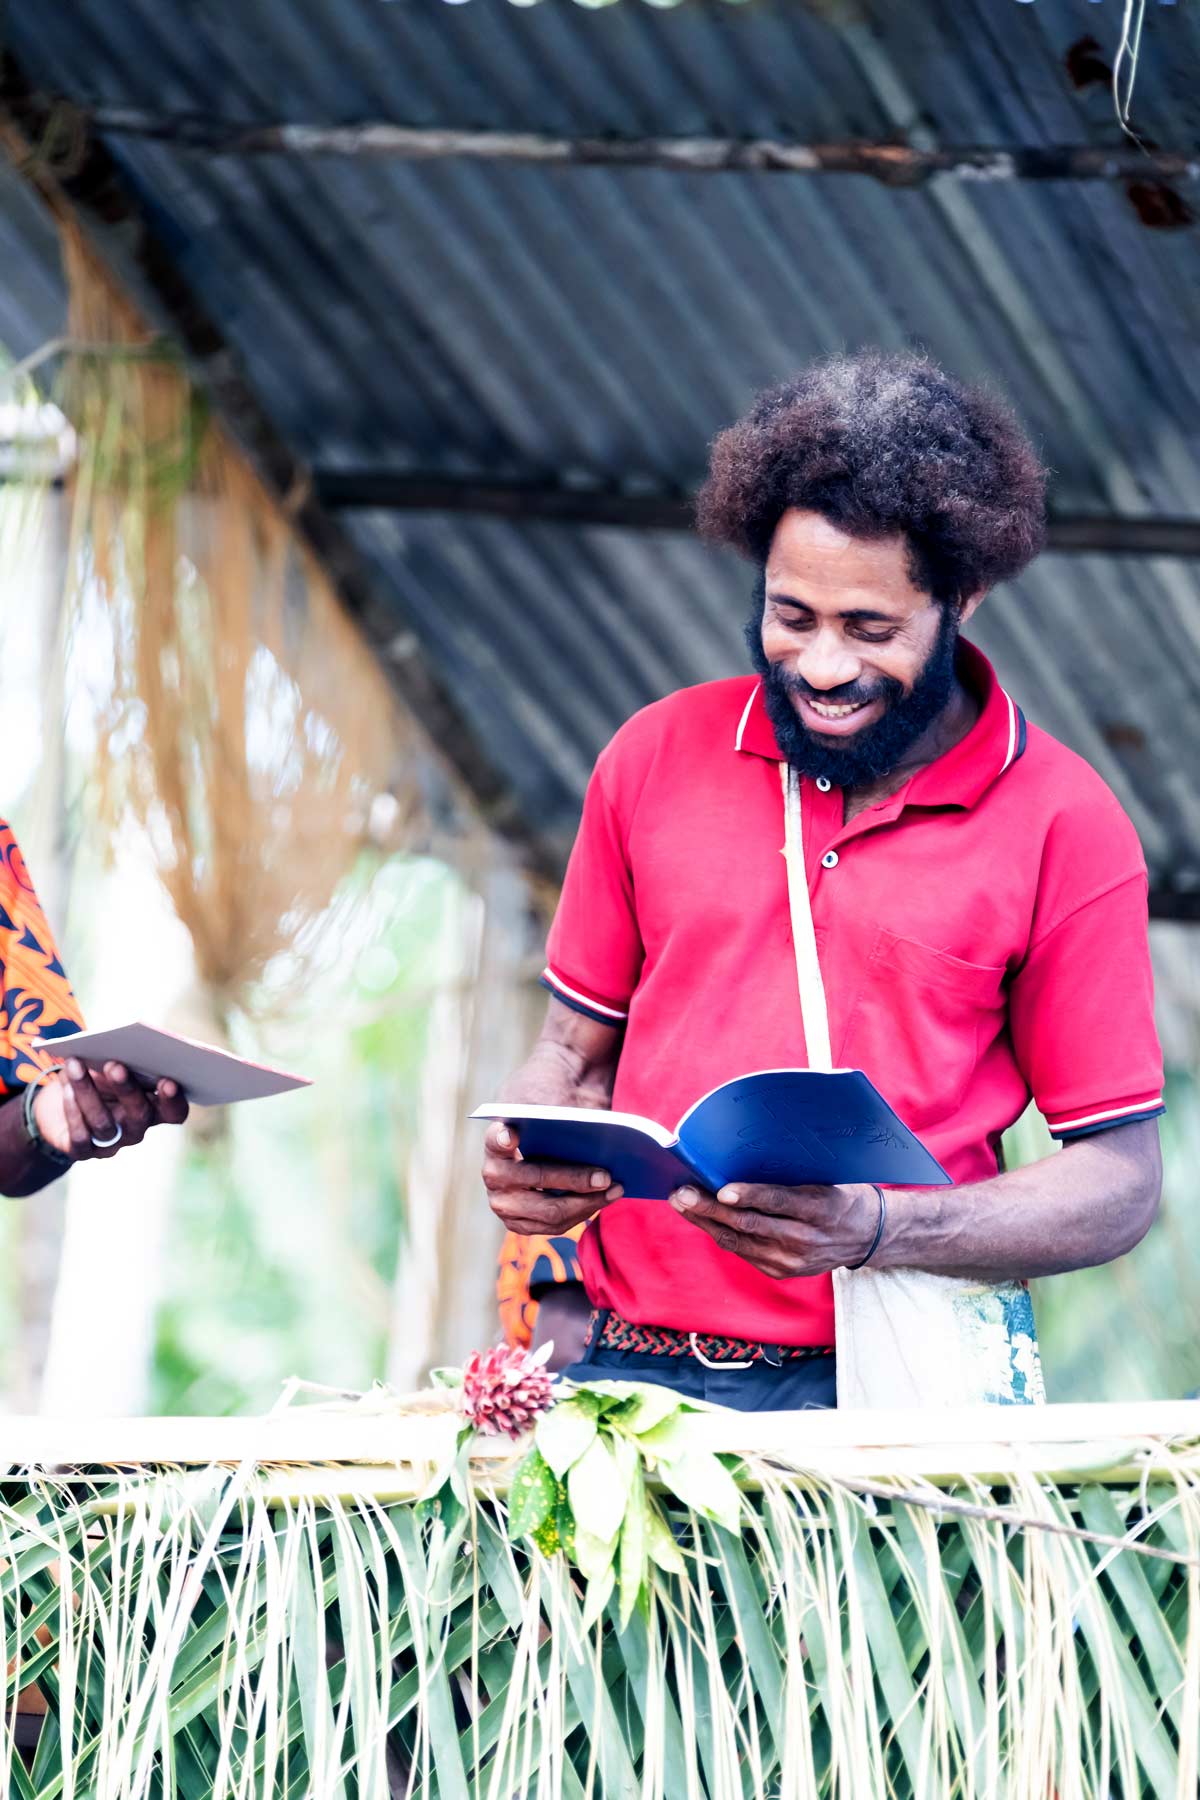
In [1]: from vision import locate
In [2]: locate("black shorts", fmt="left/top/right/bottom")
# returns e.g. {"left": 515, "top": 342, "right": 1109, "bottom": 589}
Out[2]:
{"left": 559, "top": 1340, "right": 837, "bottom": 1412}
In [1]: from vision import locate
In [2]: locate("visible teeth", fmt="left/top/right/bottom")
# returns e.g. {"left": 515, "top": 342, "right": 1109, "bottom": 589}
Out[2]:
{"left": 810, "top": 700, "right": 864, "bottom": 718}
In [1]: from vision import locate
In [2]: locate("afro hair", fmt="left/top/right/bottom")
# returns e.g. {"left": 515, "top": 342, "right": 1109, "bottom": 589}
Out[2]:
{"left": 697, "top": 352, "right": 1047, "bottom": 605}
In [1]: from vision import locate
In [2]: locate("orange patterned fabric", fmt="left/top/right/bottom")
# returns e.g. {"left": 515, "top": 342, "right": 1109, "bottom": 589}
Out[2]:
{"left": 497, "top": 1224, "right": 587, "bottom": 1349}
{"left": 0, "top": 822, "right": 83, "bottom": 1095}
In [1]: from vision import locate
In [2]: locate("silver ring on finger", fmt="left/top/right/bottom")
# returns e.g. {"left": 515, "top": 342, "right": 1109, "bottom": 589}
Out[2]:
{"left": 90, "top": 1124, "right": 123, "bottom": 1149}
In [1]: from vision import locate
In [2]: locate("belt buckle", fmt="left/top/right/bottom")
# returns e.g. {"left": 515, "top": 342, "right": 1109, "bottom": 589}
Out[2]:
{"left": 760, "top": 1343, "right": 783, "bottom": 1368}
{"left": 688, "top": 1331, "right": 753, "bottom": 1371}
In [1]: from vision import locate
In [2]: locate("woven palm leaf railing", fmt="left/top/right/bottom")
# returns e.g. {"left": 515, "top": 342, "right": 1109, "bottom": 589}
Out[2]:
{"left": 2, "top": 1397, "right": 1198, "bottom": 1799}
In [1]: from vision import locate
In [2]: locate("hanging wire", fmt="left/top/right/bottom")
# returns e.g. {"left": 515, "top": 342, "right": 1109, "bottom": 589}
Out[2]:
{"left": 1113, "top": 0, "right": 1149, "bottom": 144}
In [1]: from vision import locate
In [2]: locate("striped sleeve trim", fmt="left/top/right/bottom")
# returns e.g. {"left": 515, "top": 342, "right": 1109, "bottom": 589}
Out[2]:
{"left": 540, "top": 966, "right": 630, "bottom": 1024}
{"left": 1048, "top": 1097, "right": 1165, "bottom": 1141}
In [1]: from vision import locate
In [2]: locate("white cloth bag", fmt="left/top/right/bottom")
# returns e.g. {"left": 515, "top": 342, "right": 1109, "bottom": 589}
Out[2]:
{"left": 780, "top": 765, "right": 1044, "bottom": 1409}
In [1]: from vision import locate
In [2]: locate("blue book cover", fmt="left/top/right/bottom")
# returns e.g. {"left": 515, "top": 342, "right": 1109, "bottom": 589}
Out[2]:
{"left": 472, "top": 1068, "right": 950, "bottom": 1198}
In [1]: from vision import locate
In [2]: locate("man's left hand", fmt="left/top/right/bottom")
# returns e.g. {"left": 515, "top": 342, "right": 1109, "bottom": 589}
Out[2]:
{"left": 668, "top": 1180, "right": 883, "bottom": 1278}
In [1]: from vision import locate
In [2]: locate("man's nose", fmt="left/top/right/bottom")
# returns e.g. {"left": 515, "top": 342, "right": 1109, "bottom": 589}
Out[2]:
{"left": 796, "top": 629, "right": 862, "bottom": 692}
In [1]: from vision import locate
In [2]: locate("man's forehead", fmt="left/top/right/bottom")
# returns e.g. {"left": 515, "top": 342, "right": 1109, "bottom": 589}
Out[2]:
{"left": 770, "top": 508, "right": 866, "bottom": 557}
{"left": 765, "top": 512, "right": 930, "bottom": 613}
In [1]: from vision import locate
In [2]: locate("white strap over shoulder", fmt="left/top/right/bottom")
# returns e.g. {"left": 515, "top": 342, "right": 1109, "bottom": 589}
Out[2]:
{"left": 779, "top": 763, "right": 832, "bottom": 1072}
{"left": 776, "top": 759, "right": 1044, "bottom": 1409}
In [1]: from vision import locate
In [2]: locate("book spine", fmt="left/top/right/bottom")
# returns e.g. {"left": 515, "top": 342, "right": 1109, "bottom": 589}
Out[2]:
{"left": 677, "top": 1146, "right": 727, "bottom": 1195}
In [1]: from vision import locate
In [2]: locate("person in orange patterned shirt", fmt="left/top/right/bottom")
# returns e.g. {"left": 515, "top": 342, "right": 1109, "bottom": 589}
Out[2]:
{"left": 497, "top": 1222, "right": 590, "bottom": 1366}
{"left": 0, "top": 821, "right": 188, "bottom": 1193}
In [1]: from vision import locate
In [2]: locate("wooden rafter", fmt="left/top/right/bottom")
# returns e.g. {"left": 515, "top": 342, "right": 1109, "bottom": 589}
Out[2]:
{"left": 313, "top": 469, "right": 1200, "bottom": 563}
{"left": 27, "top": 105, "right": 1200, "bottom": 187}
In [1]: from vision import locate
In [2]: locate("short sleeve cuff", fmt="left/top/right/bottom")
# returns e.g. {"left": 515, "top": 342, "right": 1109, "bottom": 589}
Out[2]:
{"left": 1045, "top": 1093, "right": 1165, "bottom": 1141}
{"left": 540, "top": 964, "right": 630, "bottom": 1026}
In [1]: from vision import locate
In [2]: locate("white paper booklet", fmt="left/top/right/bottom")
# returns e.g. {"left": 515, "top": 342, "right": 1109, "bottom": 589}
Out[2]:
{"left": 31, "top": 1023, "right": 311, "bottom": 1108}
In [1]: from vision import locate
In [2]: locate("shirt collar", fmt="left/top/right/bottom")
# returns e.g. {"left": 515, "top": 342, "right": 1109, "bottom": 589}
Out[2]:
{"left": 732, "top": 639, "right": 1026, "bottom": 810}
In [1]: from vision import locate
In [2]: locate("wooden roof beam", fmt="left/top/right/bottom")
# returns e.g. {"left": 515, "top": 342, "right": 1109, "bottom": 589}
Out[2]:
{"left": 314, "top": 471, "right": 1200, "bottom": 559}
{"left": 34, "top": 107, "right": 1200, "bottom": 187}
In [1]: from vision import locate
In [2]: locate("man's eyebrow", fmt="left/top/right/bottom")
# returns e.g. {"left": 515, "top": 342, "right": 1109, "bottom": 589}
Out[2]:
{"left": 767, "top": 592, "right": 899, "bottom": 625}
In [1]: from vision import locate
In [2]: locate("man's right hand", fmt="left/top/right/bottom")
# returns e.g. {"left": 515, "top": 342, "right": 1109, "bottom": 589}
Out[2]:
{"left": 483, "top": 1121, "right": 624, "bottom": 1235}
{"left": 33, "top": 1060, "right": 189, "bottom": 1162}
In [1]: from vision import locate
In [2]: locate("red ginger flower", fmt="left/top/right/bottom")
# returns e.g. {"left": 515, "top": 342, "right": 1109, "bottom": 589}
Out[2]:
{"left": 461, "top": 1342, "right": 555, "bottom": 1439}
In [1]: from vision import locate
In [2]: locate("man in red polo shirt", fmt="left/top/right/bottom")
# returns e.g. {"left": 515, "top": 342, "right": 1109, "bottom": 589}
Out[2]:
{"left": 484, "top": 352, "right": 1164, "bottom": 1409}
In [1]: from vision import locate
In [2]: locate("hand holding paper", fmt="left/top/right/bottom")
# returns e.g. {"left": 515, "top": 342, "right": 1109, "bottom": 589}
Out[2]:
{"left": 32, "top": 1055, "right": 189, "bottom": 1163}
{"left": 32, "top": 1023, "right": 311, "bottom": 1108}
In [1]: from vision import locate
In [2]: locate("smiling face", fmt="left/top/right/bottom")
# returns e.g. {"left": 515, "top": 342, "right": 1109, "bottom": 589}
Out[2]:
{"left": 748, "top": 509, "right": 982, "bottom": 789}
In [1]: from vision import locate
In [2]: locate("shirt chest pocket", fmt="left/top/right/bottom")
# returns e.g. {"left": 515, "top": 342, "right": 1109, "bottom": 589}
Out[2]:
{"left": 837, "top": 927, "right": 1009, "bottom": 1133}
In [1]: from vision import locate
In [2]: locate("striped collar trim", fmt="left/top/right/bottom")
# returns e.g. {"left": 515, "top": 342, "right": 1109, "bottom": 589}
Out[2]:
{"left": 733, "top": 684, "right": 761, "bottom": 754}
{"left": 998, "top": 684, "right": 1027, "bottom": 776}
{"left": 733, "top": 641, "right": 1028, "bottom": 809}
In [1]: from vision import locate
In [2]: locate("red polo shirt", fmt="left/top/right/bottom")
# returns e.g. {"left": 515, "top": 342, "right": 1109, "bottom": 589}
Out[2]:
{"left": 541, "top": 642, "right": 1164, "bottom": 1345}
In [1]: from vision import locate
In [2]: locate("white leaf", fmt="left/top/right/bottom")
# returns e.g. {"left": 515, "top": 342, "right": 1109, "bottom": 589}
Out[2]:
{"left": 620, "top": 1385, "right": 684, "bottom": 1437}
{"left": 536, "top": 1398, "right": 598, "bottom": 1478}
{"left": 569, "top": 1436, "right": 627, "bottom": 1546}
{"left": 635, "top": 1411, "right": 701, "bottom": 1466}
{"left": 573, "top": 1525, "right": 617, "bottom": 1584}
{"left": 656, "top": 1450, "right": 742, "bottom": 1534}
{"left": 581, "top": 1562, "right": 616, "bottom": 1632}
{"left": 646, "top": 1506, "right": 686, "bottom": 1576}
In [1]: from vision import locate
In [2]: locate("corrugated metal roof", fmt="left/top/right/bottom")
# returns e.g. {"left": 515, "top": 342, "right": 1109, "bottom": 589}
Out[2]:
{"left": 3, "top": 0, "right": 1200, "bottom": 892}
{"left": 0, "top": 158, "right": 67, "bottom": 363}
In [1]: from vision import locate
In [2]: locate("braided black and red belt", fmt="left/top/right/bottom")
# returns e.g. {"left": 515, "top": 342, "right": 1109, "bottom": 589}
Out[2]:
{"left": 589, "top": 1310, "right": 832, "bottom": 1365}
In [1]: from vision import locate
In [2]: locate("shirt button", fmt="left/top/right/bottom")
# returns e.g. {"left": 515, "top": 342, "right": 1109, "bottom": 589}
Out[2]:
{"left": 816, "top": 776, "right": 832, "bottom": 792}
{"left": 821, "top": 850, "right": 839, "bottom": 869}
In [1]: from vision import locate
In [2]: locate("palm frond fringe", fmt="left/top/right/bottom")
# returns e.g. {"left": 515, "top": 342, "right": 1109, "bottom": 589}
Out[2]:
{"left": 1, "top": 1399, "right": 1199, "bottom": 1798}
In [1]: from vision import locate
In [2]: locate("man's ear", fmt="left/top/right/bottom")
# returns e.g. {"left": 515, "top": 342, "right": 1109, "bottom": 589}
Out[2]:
{"left": 958, "top": 590, "right": 988, "bottom": 627}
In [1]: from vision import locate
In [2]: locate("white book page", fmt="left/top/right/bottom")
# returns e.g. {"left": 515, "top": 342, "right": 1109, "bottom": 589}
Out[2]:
{"left": 470, "top": 1102, "right": 677, "bottom": 1148}
{"left": 31, "top": 1023, "right": 311, "bottom": 1108}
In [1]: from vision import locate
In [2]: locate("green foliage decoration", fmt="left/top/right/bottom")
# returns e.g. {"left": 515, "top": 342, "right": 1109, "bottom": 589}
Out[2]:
{"left": 506, "top": 1381, "right": 739, "bottom": 1630}
{"left": 1, "top": 1383, "right": 1199, "bottom": 1797}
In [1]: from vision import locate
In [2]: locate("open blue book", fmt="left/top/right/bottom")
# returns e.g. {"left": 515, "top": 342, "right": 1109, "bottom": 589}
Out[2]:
{"left": 472, "top": 1069, "right": 950, "bottom": 1198}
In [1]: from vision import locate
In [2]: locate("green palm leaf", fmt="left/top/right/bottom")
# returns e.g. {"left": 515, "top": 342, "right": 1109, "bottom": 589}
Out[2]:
{"left": 1, "top": 1403, "right": 1198, "bottom": 1797}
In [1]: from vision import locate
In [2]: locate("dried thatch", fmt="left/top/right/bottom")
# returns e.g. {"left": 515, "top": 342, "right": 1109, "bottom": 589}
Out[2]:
{"left": 55, "top": 222, "right": 421, "bottom": 1014}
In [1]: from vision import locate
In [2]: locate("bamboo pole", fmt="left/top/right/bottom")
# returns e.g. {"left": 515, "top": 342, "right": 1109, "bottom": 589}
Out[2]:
{"left": 1, "top": 1397, "right": 1197, "bottom": 1479}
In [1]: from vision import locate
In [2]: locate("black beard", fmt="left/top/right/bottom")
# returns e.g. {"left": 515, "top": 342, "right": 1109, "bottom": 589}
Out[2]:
{"left": 744, "top": 600, "right": 961, "bottom": 789}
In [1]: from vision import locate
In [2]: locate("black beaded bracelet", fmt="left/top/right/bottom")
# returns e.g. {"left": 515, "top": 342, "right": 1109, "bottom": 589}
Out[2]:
{"left": 846, "top": 1184, "right": 887, "bottom": 1270}
{"left": 21, "top": 1074, "right": 73, "bottom": 1170}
